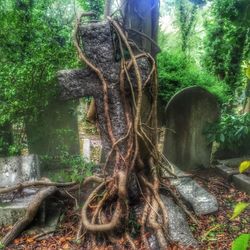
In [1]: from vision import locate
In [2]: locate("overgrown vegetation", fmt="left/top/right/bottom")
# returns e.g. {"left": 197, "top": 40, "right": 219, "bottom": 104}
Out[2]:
{"left": 0, "top": 0, "right": 249, "bottom": 249}
{"left": 78, "top": 0, "right": 104, "bottom": 19}
{"left": 41, "top": 153, "right": 94, "bottom": 182}
{"left": 157, "top": 49, "right": 229, "bottom": 104}
{"left": 205, "top": 112, "right": 250, "bottom": 156}
{"left": 0, "top": 0, "right": 78, "bottom": 156}
{"left": 203, "top": 0, "right": 250, "bottom": 88}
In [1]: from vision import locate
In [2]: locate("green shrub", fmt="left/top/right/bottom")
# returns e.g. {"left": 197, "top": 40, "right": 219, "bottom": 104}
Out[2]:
{"left": 205, "top": 112, "right": 250, "bottom": 155}
{"left": 41, "top": 153, "right": 94, "bottom": 183}
{"left": 157, "top": 50, "right": 230, "bottom": 104}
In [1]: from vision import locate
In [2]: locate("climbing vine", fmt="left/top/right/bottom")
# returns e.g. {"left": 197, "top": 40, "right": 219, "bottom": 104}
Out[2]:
{"left": 71, "top": 13, "right": 189, "bottom": 249}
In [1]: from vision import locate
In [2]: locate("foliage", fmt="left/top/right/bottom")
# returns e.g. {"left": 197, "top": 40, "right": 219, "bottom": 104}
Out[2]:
{"left": 202, "top": 202, "right": 250, "bottom": 243}
{"left": 232, "top": 234, "right": 250, "bottom": 250}
{"left": 41, "top": 153, "right": 94, "bottom": 182}
{"left": 230, "top": 202, "right": 249, "bottom": 220}
{"left": 0, "top": 0, "right": 78, "bottom": 155}
{"left": 205, "top": 112, "right": 250, "bottom": 154}
{"left": 243, "top": 61, "right": 250, "bottom": 79}
{"left": 239, "top": 161, "right": 250, "bottom": 173}
{"left": 77, "top": 0, "right": 104, "bottom": 19}
{"left": 175, "top": 0, "right": 198, "bottom": 52}
{"left": 203, "top": 0, "right": 250, "bottom": 88}
{"left": 157, "top": 49, "right": 229, "bottom": 104}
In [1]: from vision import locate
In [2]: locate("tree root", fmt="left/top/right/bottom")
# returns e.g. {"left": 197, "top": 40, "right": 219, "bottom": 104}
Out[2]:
{"left": 0, "top": 186, "right": 58, "bottom": 247}
{"left": 71, "top": 17, "right": 199, "bottom": 249}
{"left": 0, "top": 180, "right": 75, "bottom": 195}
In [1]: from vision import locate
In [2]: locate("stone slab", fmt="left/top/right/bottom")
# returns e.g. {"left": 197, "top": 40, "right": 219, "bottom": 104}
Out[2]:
{"left": 162, "top": 165, "right": 218, "bottom": 215}
{"left": 232, "top": 174, "right": 250, "bottom": 195}
{"left": 161, "top": 195, "right": 198, "bottom": 247}
{"left": 215, "top": 165, "right": 239, "bottom": 180}
{"left": 171, "top": 177, "right": 218, "bottom": 215}
{"left": 0, "top": 155, "right": 40, "bottom": 187}
{"left": 83, "top": 138, "right": 91, "bottom": 160}
{"left": 0, "top": 193, "right": 35, "bottom": 226}
{"left": 217, "top": 156, "right": 250, "bottom": 168}
{"left": 0, "top": 155, "right": 40, "bottom": 226}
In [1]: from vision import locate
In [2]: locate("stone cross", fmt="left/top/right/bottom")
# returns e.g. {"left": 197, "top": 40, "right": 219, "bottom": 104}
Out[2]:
{"left": 58, "top": 21, "right": 150, "bottom": 161}
{"left": 58, "top": 21, "right": 127, "bottom": 160}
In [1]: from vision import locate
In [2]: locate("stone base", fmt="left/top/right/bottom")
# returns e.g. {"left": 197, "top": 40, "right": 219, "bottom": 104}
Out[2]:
{"left": 232, "top": 174, "right": 250, "bottom": 195}
{"left": 0, "top": 195, "right": 34, "bottom": 226}
{"left": 161, "top": 195, "right": 198, "bottom": 247}
{"left": 215, "top": 165, "right": 238, "bottom": 180}
{"left": 163, "top": 167, "right": 218, "bottom": 215}
{"left": 215, "top": 164, "right": 250, "bottom": 194}
{"left": 0, "top": 154, "right": 40, "bottom": 187}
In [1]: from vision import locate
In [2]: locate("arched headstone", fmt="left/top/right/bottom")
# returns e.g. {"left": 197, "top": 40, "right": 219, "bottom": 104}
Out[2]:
{"left": 163, "top": 86, "right": 220, "bottom": 171}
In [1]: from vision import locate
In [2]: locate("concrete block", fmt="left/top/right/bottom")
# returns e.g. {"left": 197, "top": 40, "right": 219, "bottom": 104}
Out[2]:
{"left": 0, "top": 154, "right": 40, "bottom": 187}
{"left": 232, "top": 174, "right": 250, "bottom": 195}
{"left": 215, "top": 165, "right": 238, "bottom": 180}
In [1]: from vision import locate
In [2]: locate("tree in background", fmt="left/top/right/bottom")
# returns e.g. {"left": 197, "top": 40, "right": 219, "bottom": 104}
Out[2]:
{"left": 0, "top": 0, "right": 78, "bottom": 155}
{"left": 78, "top": 0, "right": 104, "bottom": 19}
{"left": 176, "top": 0, "right": 198, "bottom": 52}
{"left": 157, "top": 0, "right": 229, "bottom": 107}
{"left": 204, "top": 0, "right": 250, "bottom": 89}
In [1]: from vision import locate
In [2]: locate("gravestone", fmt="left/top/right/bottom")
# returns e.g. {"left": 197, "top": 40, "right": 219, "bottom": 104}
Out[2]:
{"left": 57, "top": 21, "right": 208, "bottom": 245}
{"left": 0, "top": 154, "right": 40, "bottom": 187}
{"left": 83, "top": 138, "right": 91, "bottom": 160}
{"left": 0, "top": 155, "right": 40, "bottom": 226}
{"left": 0, "top": 122, "right": 13, "bottom": 156}
{"left": 26, "top": 100, "right": 80, "bottom": 157}
{"left": 163, "top": 86, "right": 220, "bottom": 171}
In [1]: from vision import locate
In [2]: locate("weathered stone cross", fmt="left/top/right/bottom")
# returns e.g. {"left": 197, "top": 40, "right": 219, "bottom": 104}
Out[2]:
{"left": 58, "top": 21, "right": 151, "bottom": 159}
{"left": 58, "top": 21, "right": 127, "bottom": 159}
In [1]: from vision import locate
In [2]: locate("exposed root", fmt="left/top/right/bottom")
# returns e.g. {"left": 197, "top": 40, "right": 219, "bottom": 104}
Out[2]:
{"left": 0, "top": 4, "right": 200, "bottom": 248}
{"left": 1, "top": 186, "right": 58, "bottom": 247}
{"left": 72, "top": 17, "right": 196, "bottom": 249}
{"left": 0, "top": 180, "right": 75, "bottom": 195}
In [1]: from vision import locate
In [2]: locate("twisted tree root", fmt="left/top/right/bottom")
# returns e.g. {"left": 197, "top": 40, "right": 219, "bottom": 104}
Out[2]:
{"left": 1, "top": 186, "right": 58, "bottom": 247}
{"left": 0, "top": 180, "right": 75, "bottom": 195}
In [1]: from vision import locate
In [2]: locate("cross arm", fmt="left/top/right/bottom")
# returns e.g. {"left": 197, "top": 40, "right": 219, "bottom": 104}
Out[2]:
{"left": 57, "top": 68, "right": 100, "bottom": 100}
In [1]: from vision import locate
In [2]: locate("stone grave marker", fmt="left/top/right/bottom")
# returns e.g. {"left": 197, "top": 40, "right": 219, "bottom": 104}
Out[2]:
{"left": 163, "top": 86, "right": 220, "bottom": 171}
{"left": 0, "top": 155, "right": 40, "bottom": 226}
{"left": 58, "top": 21, "right": 201, "bottom": 246}
{"left": 83, "top": 138, "right": 91, "bottom": 160}
{"left": 0, "top": 154, "right": 40, "bottom": 187}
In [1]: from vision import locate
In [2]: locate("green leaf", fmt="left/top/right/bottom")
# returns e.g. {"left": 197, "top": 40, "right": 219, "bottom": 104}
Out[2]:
{"left": 239, "top": 161, "right": 250, "bottom": 173}
{"left": 232, "top": 234, "right": 250, "bottom": 250}
{"left": 220, "top": 133, "right": 225, "bottom": 142}
{"left": 230, "top": 202, "right": 249, "bottom": 220}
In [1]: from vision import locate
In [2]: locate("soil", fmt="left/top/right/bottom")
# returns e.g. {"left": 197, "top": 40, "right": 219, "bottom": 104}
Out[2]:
{"left": 1, "top": 169, "right": 249, "bottom": 250}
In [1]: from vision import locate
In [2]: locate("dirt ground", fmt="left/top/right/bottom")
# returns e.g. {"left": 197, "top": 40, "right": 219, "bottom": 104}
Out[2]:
{"left": 1, "top": 168, "right": 249, "bottom": 250}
